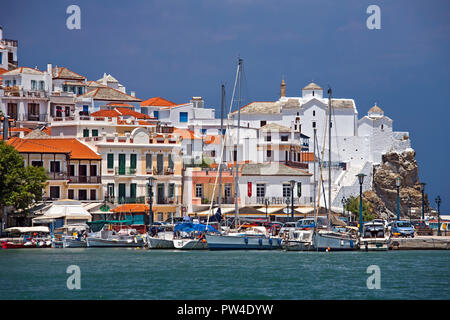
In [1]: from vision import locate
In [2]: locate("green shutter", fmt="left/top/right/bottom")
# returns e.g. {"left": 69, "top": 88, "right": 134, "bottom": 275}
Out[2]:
{"left": 83, "top": 129, "right": 89, "bottom": 137}
{"left": 92, "top": 129, "right": 98, "bottom": 137}
{"left": 130, "top": 154, "right": 137, "bottom": 169}
{"left": 168, "top": 183, "right": 175, "bottom": 198}
{"left": 130, "top": 183, "right": 137, "bottom": 198}
{"left": 146, "top": 154, "right": 152, "bottom": 169}
{"left": 297, "top": 182, "right": 302, "bottom": 197}
{"left": 107, "top": 154, "right": 114, "bottom": 169}
{"left": 168, "top": 154, "right": 174, "bottom": 169}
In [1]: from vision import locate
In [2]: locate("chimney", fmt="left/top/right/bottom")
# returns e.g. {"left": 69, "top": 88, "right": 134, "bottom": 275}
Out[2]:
{"left": 191, "top": 97, "right": 204, "bottom": 108}
{"left": 47, "top": 63, "right": 52, "bottom": 75}
{"left": 131, "top": 91, "right": 135, "bottom": 97}
{"left": 0, "top": 26, "right": 3, "bottom": 41}
{"left": 280, "top": 78, "right": 286, "bottom": 97}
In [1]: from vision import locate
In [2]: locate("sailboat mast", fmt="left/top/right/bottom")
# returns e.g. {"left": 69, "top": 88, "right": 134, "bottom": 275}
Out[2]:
{"left": 218, "top": 84, "right": 225, "bottom": 210}
{"left": 234, "top": 58, "right": 243, "bottom": 229}
{"left": 313, "top": 128, "right": 317, "bottom": 220}
{"left": 327, "top": 87, "right": 332, "bottom": 227}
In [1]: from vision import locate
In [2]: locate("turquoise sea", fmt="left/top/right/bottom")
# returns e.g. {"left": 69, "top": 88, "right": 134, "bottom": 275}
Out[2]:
{"left": 0, "top": 249, "right": 449, "bottom": 300}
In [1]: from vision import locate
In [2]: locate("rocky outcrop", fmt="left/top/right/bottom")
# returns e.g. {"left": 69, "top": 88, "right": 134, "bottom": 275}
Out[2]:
{"left": 364, "top": 149, "right": 429, "bottom": 219}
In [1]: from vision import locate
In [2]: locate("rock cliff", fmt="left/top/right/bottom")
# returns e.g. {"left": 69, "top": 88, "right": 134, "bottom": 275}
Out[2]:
{"left": 363, "top": 149, "right": 429, "bottom": 219}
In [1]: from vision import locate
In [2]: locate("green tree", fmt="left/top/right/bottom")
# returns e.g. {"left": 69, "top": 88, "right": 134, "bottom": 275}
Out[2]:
{"left": 0, "top": 141, "right": 48, "bottom": 228}
{"left": 345, "top": 195, "right": 375, "bottom": 222}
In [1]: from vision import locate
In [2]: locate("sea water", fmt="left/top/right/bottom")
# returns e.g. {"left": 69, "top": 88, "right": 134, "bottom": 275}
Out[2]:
{"left": 0, "top": 249, "right": 448, "bottom": 300}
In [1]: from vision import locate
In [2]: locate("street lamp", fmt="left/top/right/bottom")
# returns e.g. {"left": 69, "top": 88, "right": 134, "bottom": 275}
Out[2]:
{"left": 356, "top": 173, "right": 366, "bottom": 235}
{"left": 289, "top": 180, "right": 296, "bottom": 220}
{"left": 265, "top": 198, "right": 270, "bottom": 222}
{"left": 396, "top": 176, "right": 401, "bottom": 221}
{"left": 407, "top": 196, "right": 412, "bottom": 224}
{"left": 147, "top": 176, "right": 156, "bottom": 228}
{"left": 420, "top": 182, "right": 426, "bottom": 221}
{"left": 435, "top": 196, "right": 441, "bottom": 236}
{"left": 341, "top": 196, "right": 347, "bottom": 223}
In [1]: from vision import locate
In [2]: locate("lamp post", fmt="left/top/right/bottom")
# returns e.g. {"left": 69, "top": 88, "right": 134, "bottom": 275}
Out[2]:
{"left": 407, "top": 196, "right": 412, "bottom": 224}
{"left": 265, "top": 198, "right": 269, "bottom": 222}
{"left": 147, "top": 176, "right": 156, "bottom": 228}
{"left": 356, "top": 173, "right": 366, "bottom": 235}
{"left": 435, "top": 196, "right": 441, "bottom": 236}
{"left": 289, "top": 180, "right": 296, "bottom": 220}
{"left": 420, "top": 182, "right": 426, "bottom": 221}
{"left": 396, "top": 176, "right": 401, "bottom": 221}
{"left": 341, "top": 196, "right": 347, "bottom": 223}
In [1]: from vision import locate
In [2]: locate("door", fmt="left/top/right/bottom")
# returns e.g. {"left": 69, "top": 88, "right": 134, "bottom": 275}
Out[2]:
{"left": 118, "top": 154, "right": 126, "bottom": 175}
{"left": 79, "top": 165, "right": 87, "bottom": 183}
{"left": 130, "top": 183, "right": 137, "bottom": 199}
{"left": 157, "top": 154, "right": 163, "bottom": 175}
{"left": 118, "top": 183, "right": 126, "bottom": 202}
{"left": 157, "top": 184, "right": 165, "bottom": 204}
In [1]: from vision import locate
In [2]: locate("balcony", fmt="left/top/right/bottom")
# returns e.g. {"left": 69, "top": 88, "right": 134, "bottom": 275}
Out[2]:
{"left": 115, "top": 167, "right": 137, "bottom": 176}
{"left": 153, "top": 167, "right": 174, "bottom": 176}
{"left": 46, "top": 171, "right": 68, "bottom": 180}
{"left": 117, "top": 196, "right": 146, "bottom": 204}
{"left": 154, "top": 196, "right": 182, "bottom": 205}
{"left": 27, "top": 114, "right": 48, "bottom": 122}
{"left": 68, "top": 176, "right": 102, "bottom": 184}
{"left": 248, "top": 197, "right": 312, "bottom": 205}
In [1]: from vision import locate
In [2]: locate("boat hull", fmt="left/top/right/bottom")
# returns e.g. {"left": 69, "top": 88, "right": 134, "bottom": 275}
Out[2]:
{"left": 62, "top": 237, "right": 87, "bottom": 248}
{"left": 1, "top": 240, "right": 52, "bottom": 249}
{"left": 206, "top": 234, "right": 282, "bottom": 250}
{"left": 359, "top": 239, "right": 389, "bottom": 251}
{"left": 86, "top": 237, "right": 144, "bottom": 248}
{"left": 283, "top": 240, "right": 314, "bottom": 251}
{"left": 313, "top": 232, "right": 357, "bottom": 251}
{"left": 173, "top": 238, "right": 208, "bottom": 250}
{"left": 146, "top": 235, "right": 175, "bottom": 249}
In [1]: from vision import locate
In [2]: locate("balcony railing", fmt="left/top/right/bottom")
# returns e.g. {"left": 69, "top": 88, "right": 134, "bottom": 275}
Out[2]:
{"left": 68, "top": 176, "right": 102, "bottom": 184}
{"left": 117, "top": 196, "right": 146, "bottom": 204}
{"left": 154, "top": 196, "right": 182, "bottom": 205}
{"left": 248, "top": 197, "right": 312, "bottom": 205}
{"left": 27, "top": 114, "right": 48, "bottom": 122}
{"left": 115, "top": 167, "right": 137, "bottom": 176}
{"left": 46, "top": 171, "right": 68, "bottom": 180}
{"left": 153, "top": 167, "right": 175, "bottom": 176}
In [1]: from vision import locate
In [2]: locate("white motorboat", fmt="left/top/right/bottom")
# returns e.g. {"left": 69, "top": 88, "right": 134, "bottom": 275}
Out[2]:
{"left": 359, "top": 221, "right": 390, "bottom": 251}
{"left": 86, "top": 227, "right": 144, "bottom": 248}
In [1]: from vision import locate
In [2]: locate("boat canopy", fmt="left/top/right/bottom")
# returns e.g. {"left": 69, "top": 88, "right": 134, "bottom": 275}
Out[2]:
{"left": 174, "top": 222, "right": 219, "bottom": 234}
{"left": 4, "top": 226, "right": 50, "bottom": 233}
{"left": 87, "top": 219, "right": 134, "bottom": 232}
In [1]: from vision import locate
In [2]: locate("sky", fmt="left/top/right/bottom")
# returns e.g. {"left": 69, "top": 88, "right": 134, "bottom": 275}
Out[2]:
{"left": 1, "top": 0, "right": 449, "bottom": 212}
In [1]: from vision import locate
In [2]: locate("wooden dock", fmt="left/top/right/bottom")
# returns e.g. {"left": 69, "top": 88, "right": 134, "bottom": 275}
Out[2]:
{"left": 389, "top": 236, "right": 450, "bottom": 250}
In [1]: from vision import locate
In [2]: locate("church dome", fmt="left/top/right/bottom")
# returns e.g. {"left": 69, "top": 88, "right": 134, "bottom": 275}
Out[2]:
{"left": 368, "top": 104, "right": 384, "bottom": 117}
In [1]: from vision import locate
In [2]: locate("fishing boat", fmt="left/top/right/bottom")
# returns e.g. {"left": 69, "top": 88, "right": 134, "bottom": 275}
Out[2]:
{"left": 172, "top": 222, "right": 219, "bottom": 250}
{"left": 359, "top": 221, "right": 390, "bottom": 251}
{"left": 52, "top": 224, "right": 88, "bottom": 248}
{"left": 207, "top": 226, "right": 282, "bottom": 250}
{"left": 1, "top": 227, "right": 52, "bottom": 249}
{"left": 85, "top": 220, "right": 145, "bottom": 248}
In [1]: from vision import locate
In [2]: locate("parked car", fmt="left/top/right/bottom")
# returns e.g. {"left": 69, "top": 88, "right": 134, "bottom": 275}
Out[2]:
{"left": 389, "top": 220, "right": 415, "bottom": 237}
{"left": 411, "top": 221, "right": 433, "bottom": 236}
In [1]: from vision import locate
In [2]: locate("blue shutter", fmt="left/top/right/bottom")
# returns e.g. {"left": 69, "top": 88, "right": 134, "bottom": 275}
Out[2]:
{"left": 180, "top": 112, "right": 188, "bottom": 123}
{"left": 154, "top": 110, "right": 159, "bottom": 119}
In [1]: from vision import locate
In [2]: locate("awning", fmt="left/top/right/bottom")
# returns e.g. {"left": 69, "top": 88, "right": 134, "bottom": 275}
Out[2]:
{"left": 195, "top": 207, "right": 235, "bottom": 216}
{"left": 4, "top": 226, "right": 50, "bottom": 233}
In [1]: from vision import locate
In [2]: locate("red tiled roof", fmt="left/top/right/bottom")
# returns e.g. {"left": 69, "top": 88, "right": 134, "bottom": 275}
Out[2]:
{"left": 7, "top": 137, "right": 101, "bottom": 160}
{"left": 141, "top": 97, "right": 176, "bottom": 107}
{"left": 91, "top": 107, "right": 151, "bottom": 119}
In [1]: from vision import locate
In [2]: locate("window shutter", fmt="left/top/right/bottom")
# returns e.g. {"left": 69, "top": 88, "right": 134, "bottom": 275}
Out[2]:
{"left": 107, "top": 154, "right": 114, "bottom": 169}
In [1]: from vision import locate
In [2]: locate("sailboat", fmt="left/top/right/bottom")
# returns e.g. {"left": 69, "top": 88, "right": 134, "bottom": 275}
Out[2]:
{"left": 205, "top": 58, "right": 282, "bottom": 250}
{"left": 310, "top": 87, "right": 358, "bottom": 251}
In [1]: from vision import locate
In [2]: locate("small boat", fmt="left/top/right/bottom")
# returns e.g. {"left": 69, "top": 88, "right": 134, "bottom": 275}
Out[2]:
{"left": 173, "top": 238, "right": 207, "bottom": 250}
{"left": 170, "top": 222, "right": 219, "bottom": 250}
{"left": 206, "top": 226, "right": 282, "bottom": 250}
{"left": 145, "top": 224, "right": 175, "bottom": 249}
{"left": 359, "top": 221, "right": 389, "bottom": 251}
{"left": 86, "top": 224, "right": 144, "bottom": 248}
{"left": 283, "top": 229, "right": 315, "bottom": 251}
{"left": 53, "top": 224, "right": 88, "bottom": 248}
{"left": 1, "top": 227, "right": 52, "bottom": 249}
{"left": 312, "top": 229, "right": 358, "bottom": 251}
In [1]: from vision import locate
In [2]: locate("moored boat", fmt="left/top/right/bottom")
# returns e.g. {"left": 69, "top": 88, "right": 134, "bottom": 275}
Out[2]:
{"left": 359, "top": 221, "right": 389, "bottom": 251}
{"left": 1, "top": 227, "right": 52, "bottom": 249}
{"left": 206, "top": 226, "right": 282, "bottom": 250}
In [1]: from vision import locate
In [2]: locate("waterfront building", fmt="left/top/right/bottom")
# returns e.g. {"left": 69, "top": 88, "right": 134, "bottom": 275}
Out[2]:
{"left": 0, "top": 26, "right": 18, "bottom": 71}
{"left": 7, "top": 136, "right": 103, "bottom": 202}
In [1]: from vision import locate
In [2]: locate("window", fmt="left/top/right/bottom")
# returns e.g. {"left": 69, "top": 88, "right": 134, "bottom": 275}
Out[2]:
{"left": 130, "top": 154, "right": 137, "bottom": 170}
{"left": 50, "top": 161, "right": 60, "bottom": 173}
{"left": 297, "top": 182, "right": 302, "bottom": 197}
{"left": 63, "top": 85, "right": 68, "bottom": 92}
{"left": 157, "top": 213, "right": 164, "bottom": 222}
{"left": 146, "top": 154, "right": 152, "bottom": 170}
{"left": 39, "top": 81, "right": 45, "bottom": 91}
{"left": 266, "top": 150, "right": 272, "bottom": 158}
{"left": 130, "top": 183, "right": 137, "bottom": 198}
{"left": 83, "top": 129, "right": 89, "bottom": 137}
{"left": 224, "top": 184, "right": 231, "bottom": 198}
{"left": 31, "top": 80, "right": 37, "bottom": 90}
{"left": 265, "top": 135, "right": 271, "bottom": 142}
{"left": 69, "top": 165, "right": 75, "bottom": 176}
{"left": 107, "top": 183, "right": 115, "bottom": 197}
{"left": 83, "top": 105, "right": 89, "bottom": 113}
{"left": 13, "top": 79, "right": 16, "bottom": 86}
{"left": 31, "top": 161, "right": 43, "bottom": 167}
{"left": 283, "top": 184, "right": 291, "bottom": 198}
{"left": 92, "top": 129, "right": 98, "bottom": 137}
{"left": 50, "top": 186, "right": 60, "bottom": 199}
{"left": 195, "top": 184, "right": 203, "bottom": 198}
{"left": 179, "top": 112, "right": 188, "bottom": 123}
{"left": 5, "top": 80, "right": 10, "bottom": 87}
{"left": 157, "top": 154, "right": 164, "bottom": 174}
{"left": 77, "top": 87, "right": 83, "bottom": 95}
{"left": 68, "top": 189, "right": 74, "bottom": 200}
{"left": 281, "top": 135, "right": 289, "bottom": 142}
{"left": 260, "top": 120, "right": 267, "bottom": 127}
{"left": 78, "top": 190, "right": 87, "bottom": 200}
{"left": 313, "top": 110, "right": 315, "bottom": 117}
{"left": 90, "top": 165, "right": 97, "bottom": 177}
{"left": 201, "top": 129, "right": 207, "bottom": 135}
{"left": 312, "top": 91, "right": 315, "bottom": 96}
{"left": 168, "top": 154, "right": 174, "bottom": 169}
{"left": 381, "top": 124, "right": 384, "bottom": 130}
{"left": 90, "top": 189, "right": 97, "bottom": 200}
{"left": 168, "top": 183, "right": 175, "bottom": 198}
{"left": 256, "top": 184, "right": 266, "bottom": 198}
{"left": 153, "top": 110, "right": 159, "bottom": 119}
{"left": 312, "top": 121, "right": 316, "bottom": 128}
{"left": 0, "top": 52, "right": 2, "bottom": 64}
{"left": 107, "top": 154, "right": 114, "bottom": 169}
